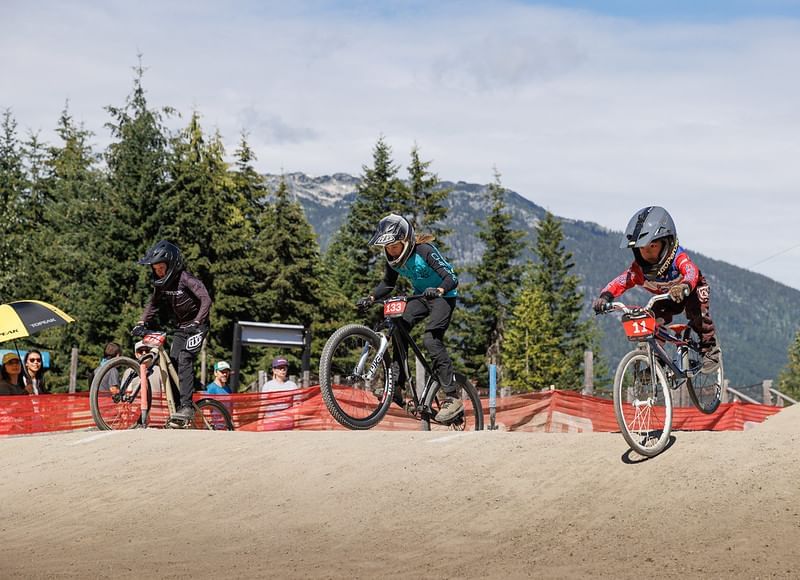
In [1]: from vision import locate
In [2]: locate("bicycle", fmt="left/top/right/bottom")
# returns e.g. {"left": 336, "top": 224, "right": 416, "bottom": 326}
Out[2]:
{"left": 89, "top": 330, "right": 234, "bottom": 431}
{"left": 319, "top": 295, "right": 484, "bottom": 431}
{"left": 597, "top": 292, "right": 723, "bottom": 456}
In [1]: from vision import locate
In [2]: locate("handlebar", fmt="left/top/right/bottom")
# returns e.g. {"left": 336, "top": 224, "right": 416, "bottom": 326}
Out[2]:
{"left": 599, "top": 292, "right": 673, "bottom": 316}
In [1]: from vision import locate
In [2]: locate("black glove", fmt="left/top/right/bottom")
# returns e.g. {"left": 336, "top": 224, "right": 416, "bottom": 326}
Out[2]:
{"left": 131, "top": 324, "right": 147, "bottom": 337}
{"left": 356, "top": 296, "right": 374, "bottom": 312}
{"left": 592, "top": 293, "right": 612, "bottom": 314}
{"left": 183, "top": 321, "right": 202, "bottom": 334}
{"left": 423, "top": 287, "right": 442, "bottom": 300}
{"left": 669, "top": 284, "right": 689, "bottom": 303}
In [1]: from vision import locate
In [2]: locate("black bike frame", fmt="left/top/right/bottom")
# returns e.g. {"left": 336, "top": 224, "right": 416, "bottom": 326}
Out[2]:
{"left": 381, "top": 316, "right": 439, "bottom": 414}
{"left": 641, "top": 324, "right": 699, "bottom": 382}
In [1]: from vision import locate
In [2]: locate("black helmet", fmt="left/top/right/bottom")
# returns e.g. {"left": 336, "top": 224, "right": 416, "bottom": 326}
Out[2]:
{"left": 621, "top": 206, "right": 678, "bottom": 278}
{"left": 368, "top": 214, "right": 415, "bottom": 267}
{"left": 138, "top": 240, "right": 184, "bottom": 287}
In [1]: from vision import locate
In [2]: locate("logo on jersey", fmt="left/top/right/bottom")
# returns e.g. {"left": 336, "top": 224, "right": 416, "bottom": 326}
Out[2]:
{"left": 696, "top": 284, "right": 710, "bottom": 303}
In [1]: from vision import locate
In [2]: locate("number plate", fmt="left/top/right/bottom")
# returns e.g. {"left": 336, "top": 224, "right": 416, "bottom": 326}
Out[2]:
{"left": 143, "top": 333, "right": 167, "bottom": 347}
{"left": 622, "top": 314, "right": 656, "bottom": 339}
{"left": 383, "top": 299, "right": 407, "bottom": 318}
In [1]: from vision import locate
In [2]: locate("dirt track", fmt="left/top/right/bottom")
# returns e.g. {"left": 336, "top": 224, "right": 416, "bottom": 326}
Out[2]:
{"left": 1, "top": 406, "right": 798, "bottom": 579}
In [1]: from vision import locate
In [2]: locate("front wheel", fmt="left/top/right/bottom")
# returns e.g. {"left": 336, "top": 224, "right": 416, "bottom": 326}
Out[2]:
{"left": 613, "top": 350, "right": 672, "bottom": 457}
{"left": 192, "top": 398, "right": 235, "bottom": 430}
{"left": 319, "top": 324, "right": 394, "bottom": 430}
{"left": 89, "top": 356, "right": 144, "bottom": 431}
{"left": 422, "top": 373, "right": 484, "bottom": 431}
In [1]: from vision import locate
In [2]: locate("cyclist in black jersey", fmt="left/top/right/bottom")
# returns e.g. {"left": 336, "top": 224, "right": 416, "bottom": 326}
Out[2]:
{"left": 358, "top": 214, "right": 463, "bottom": 423}
{"left": 133, "top": 240, "right": 212, "bottom": 425}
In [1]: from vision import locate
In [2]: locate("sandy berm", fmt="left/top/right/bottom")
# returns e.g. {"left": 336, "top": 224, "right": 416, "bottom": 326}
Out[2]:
{"left": 1, "top": 404, "right": 798, "bottom": 579}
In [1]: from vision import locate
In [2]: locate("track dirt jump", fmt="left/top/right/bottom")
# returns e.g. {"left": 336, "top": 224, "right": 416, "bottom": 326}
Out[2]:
{"left": 1, "top": 405, "right": 799, "bottom": 579}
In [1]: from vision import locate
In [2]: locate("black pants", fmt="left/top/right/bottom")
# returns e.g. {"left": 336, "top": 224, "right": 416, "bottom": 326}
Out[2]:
{"left": 393, "top": 297, "right": 457, "bottom": 397}
{"left": 170, "top": 325, "right": 208, "bottom": 408}
{"left": 653, "top": 275, "right": 716, "bottom": 349}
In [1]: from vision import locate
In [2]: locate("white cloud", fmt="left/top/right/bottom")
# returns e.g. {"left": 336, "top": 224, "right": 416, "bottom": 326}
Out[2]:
{"left": 2, "top": 1, "right": 800, "bottom": 287}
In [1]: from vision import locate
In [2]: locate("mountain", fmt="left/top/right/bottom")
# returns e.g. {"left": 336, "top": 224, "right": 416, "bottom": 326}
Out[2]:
{"left": 266, "top": 172, "right": 799, "bottom": 387}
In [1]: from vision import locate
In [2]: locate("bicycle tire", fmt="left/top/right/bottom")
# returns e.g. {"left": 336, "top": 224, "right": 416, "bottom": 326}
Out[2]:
{"left": 613, "top": 350, "right": 673, "bottom": 457}
{"left": 89, "top": 356, "right": 145, "bottom": 431}
{"left": 193, "top": 398, "right": 235, "bottom": 430}
{"left": 686, "top": 339, "right": 723, "bottom": 415}
{"left": 421, "top": 372, "right": 484, "bottom": 431}
{"left": 319, "top": 324, "right": 393, "bottom": 430}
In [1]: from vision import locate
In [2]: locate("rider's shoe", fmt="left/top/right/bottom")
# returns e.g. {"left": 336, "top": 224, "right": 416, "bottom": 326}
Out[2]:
{"left": 169, "top": 404, "right": 195, "bottom": 426}
{"left": 434, "top": 397, "right": 464, "bottom": 423}
{"left": 701, "top": 345, "right": 721, "bottom": 374}
{"left": 392, "top": 387, "right": 406, "bottom": 409}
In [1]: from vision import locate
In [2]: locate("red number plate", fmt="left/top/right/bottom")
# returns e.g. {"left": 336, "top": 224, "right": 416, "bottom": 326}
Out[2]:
{"left": 383, "top": 299, "right": 407, "bottom": 318}
{"left": 143, "top": 333, "right": 167, "bottom": 347}
{"left": 622, "top": 315, "right": 656, "bottom": 339}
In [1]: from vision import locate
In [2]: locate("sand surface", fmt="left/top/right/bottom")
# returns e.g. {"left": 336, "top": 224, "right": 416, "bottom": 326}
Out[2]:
{"left": 1, "top": 406, "right": 798, "bottom": 579}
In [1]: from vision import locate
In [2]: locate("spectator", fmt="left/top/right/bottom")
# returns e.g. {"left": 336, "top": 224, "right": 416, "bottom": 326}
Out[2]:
{"left": 134, "top": 340, "right": 162, "bottom": 395}
{"left": 93, "top": 342, "right": 122, "bottom": 394}
{"left": 22, "top": 349, "right": 48, "bottom": 395}
{"left": 206, "top": 361, "right": 232, "bottom": 394}
{"left": 261, "top": 357, "right": 298, "bottom": 393}
{"left": 0, "top": 353, "right": 27, "bottom": 395}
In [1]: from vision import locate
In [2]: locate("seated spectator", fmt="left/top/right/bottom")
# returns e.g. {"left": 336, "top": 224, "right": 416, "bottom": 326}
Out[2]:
{"left": 0, "top": 353, "right": 27, "bottom": 395}
{"left": 93, "top": 342, "right": 122, "bottom": 394}
{"left": 261, "top": 357, "right": 298, "bottom": 393}
{"left": 206, "top": 361, "right": 232, "bottom": 394}
{"left": 23, "top": 349, "right": 49, "bottom": 395}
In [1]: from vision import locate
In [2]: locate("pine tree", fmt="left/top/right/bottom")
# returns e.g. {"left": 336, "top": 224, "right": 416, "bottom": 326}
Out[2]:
{"left": 103, "top": 60, "right": 174, "bottom": 337}
{"left": 405, "top": 144, "right": 452, "bottom": 250}
{"left": 529, "top": 211, "right": 595, "bottom": 389}
{"left": 504, "top": 270, "right": 564, "bottom": 391}
{"left": 0, "top": 109, "right": 27, "bottom": 298}
{"left": 326, "top": 136, "right": 404, "bottom": 302}
{"left": 458, "top": 169, "right": 526, "bottom": 384}
{"left": 777, "top": 329, "right": 800, "bottom": 401}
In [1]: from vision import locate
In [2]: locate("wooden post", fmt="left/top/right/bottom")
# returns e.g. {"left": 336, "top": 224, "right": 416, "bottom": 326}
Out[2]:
{"left": 582, "top": 350, "right": 594, "bottom": 396}
{"left": 721, "top": 379, "right": 729, "bottom": 403}
{"left": 762, "top": 379, "right": 773, "bottom": 405}
{"left": 69, "top": 347, "right": 78, "bottom": 393}
{"left": 258, "top": 370, "right": 267, "bottom": 392}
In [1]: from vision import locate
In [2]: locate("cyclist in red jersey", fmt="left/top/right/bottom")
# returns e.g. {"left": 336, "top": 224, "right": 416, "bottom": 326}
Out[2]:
{"left": 592, "top": 206, "right": 720, "bottom": 372}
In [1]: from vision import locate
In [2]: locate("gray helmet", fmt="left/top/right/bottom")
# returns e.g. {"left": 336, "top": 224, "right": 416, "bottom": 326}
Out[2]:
{"left": 138, "top": 240, "right": 185, "bottom": 288}
{"left": 368, "top": 213, "right": 415, "bottom": 267}
{"left": 621, "top": 206, "right": 678, "bottom": 277}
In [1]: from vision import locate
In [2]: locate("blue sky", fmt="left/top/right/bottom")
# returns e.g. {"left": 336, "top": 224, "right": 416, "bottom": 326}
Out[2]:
{"left": 3, "top": 0, "right": 800, "bottom": 289}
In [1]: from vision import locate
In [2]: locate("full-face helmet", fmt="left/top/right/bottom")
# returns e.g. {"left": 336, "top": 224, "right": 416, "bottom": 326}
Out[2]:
{"left": 621, "top": 206, "right": 678, "bottom": 278}
{"left": 368, "top": 214, "right": 415, "bottom": 267}
{"left": 138, "top": 240, "right": 185, "bottom": 287}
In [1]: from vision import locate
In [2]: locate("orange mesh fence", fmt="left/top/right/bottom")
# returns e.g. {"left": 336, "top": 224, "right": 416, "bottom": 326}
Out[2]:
{"left": 0, "top": 388, "right": 783, "bottom": 435}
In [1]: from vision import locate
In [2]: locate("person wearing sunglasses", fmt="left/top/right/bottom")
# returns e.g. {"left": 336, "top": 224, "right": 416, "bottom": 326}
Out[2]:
{"left": 0, "top": 353, "right": 27, "bottom": 395}
{"left": 22, "top": 349, "right": 49, "bottom": 395}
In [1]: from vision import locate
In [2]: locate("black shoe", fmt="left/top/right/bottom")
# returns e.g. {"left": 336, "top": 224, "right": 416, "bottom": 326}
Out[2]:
{"left": 434, "top": 397, "right": 464, "bottom": 423}
{"left": 169, "top": 405, "right": 194, "bottom": 425}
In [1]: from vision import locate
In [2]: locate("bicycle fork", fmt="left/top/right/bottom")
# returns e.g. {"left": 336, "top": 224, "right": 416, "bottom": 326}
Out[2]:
{"left": 354, "top": 332, "right": 389, "bottom": 380}
{"left": 139, "top": 361, "right": 150, "bottom": 427}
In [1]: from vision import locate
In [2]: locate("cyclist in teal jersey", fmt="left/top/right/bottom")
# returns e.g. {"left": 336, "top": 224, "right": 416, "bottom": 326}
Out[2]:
{"left": 357, "top": 214, "right": 462, "bottom": 422}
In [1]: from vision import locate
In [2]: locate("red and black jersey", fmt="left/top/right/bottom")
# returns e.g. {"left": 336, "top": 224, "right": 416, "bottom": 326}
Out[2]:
{"left": 601, "top": 245, "right": 700, "bottom": 298}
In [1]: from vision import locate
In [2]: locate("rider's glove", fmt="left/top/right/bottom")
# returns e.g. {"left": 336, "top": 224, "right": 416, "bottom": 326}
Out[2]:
{"left": 184, "top": 321, "right": 202, "bottom": 334}
{"left": 131, "top": 323, "right": 147, "bottom": 337}
{"left": 669, "top": 284, "right": 690, "bottom": 303}
{"left": 423, "top": 287, "right": 442, "bottom": 300}
{"left": 356, "top": 296, "right": 374, "bottom": 312}
{"left": 592, "top": 293, "right": 613, "bottom": 314}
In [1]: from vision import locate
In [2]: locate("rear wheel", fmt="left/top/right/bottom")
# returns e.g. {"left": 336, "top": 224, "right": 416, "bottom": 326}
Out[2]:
{"left": 422, "top": 373, "right": 484, "bottom": 431}
{"left": 686, "top": 339, "right": 723, "bottom": 415}
{"left": 319, "top": 324, "right": 393, "bottom": 430}
{"left": 613, "top": 350, "right": 672, "bottom": 457}
{"left": 192, "top": 398, "right": 234, "bottom": 430}
{"left": 89, "top": 357, "right": 144, "bottom": 431}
